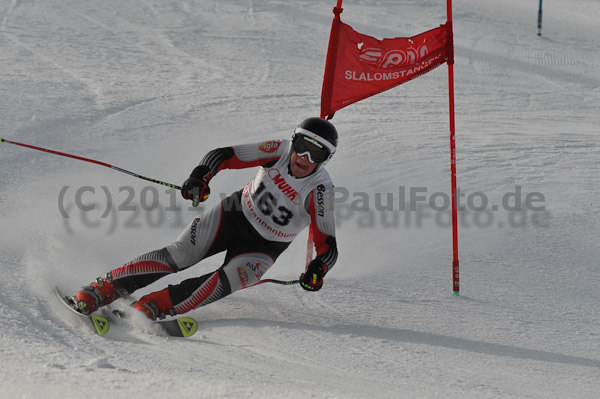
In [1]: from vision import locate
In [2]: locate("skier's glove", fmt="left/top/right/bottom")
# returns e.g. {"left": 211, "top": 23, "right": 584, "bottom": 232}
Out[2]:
{"left": 299, "top": 259, "right": 327, "bottom": 292}
{"left": 181, "top": 165, "right": 211, "bottom": 207}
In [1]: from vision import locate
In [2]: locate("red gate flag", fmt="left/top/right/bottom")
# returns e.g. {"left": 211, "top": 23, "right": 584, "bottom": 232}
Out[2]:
{"left": 320, "top": 8, "right": 452, "bottom": 119}
{"left": 319, "top": 1, "right": 460, "bottom": 295}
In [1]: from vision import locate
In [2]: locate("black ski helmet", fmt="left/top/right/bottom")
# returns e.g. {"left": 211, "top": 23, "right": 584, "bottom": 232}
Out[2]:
{"left": 291, "top": 117, "right": 338, "bottom": 168}
{"left": 296, "top": 117, "right": 338, "bottom": 152}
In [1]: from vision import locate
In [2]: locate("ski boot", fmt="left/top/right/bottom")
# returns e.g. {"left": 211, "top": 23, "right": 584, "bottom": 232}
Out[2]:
{"left": 72, "top": 273, "right": 120, "bottom": 315}
{"left": 132, "top": 288, "right": 175, "bottom": 320}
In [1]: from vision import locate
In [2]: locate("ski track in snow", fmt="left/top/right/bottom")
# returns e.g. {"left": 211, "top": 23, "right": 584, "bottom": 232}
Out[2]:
{"left": 1, "top": 0, "right": 599, "bottom": 398}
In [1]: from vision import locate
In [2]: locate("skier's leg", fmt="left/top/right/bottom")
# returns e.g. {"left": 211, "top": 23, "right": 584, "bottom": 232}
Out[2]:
{"left": 133, "top": 253, "right": 275, "bottom": 319}
{"left": 130, "top": 190, "right": 288, "bottom": 319}
{"left": 73, "top": 201, "right": 224, "bottom": 315}
{"left": 112, "top": 200, "right": 224, "bottom": 293}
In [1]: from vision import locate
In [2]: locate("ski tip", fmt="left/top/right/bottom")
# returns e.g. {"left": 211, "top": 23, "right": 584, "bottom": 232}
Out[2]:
{"left": 54, "top": 286, "right": 71, "bottom": 304}
{"left": 55, "top": 286, "right": 111, "bottom": 336}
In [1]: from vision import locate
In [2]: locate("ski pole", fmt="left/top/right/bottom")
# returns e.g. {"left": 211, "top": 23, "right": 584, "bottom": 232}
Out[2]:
{"left": 250, "top": 278, "right": 300, "bottom": 288}
{"left": 1, "top": 137, "right": 181, "bottom": 190}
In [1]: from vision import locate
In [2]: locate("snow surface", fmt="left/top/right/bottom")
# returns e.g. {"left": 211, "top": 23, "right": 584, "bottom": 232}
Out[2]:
{"left": 1, "top": 0, "right": 599, "bottom": 398}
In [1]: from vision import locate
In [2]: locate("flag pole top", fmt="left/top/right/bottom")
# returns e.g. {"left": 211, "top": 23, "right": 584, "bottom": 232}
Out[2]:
{"left": 334, "top": 0, "right": 343, "bottom": 16}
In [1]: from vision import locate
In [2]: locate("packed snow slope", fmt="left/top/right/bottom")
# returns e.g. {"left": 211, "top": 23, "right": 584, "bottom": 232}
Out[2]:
{"left": 1, "top": 0, "right": 599, "bottom": 398}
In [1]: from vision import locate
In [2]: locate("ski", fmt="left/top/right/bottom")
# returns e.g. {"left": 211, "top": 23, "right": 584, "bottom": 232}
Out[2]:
{"left": 110, "top": 309, "right": 198, "bottom": 338}
{"left": 55, "top": 287, "right": 197, "bottom": 338}
{"left": 54, "top": 287, "right": 110, "bottom": 336}
{"left": 156, "top": 317, "right": 198, "bottom": 338}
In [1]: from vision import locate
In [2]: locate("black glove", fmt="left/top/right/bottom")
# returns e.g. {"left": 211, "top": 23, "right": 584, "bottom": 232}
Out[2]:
{"left": 299, "top": 259, "right": 327, "bottom": 292}
{"left": 181, "top": 165, "right": 211, "bottom": 207}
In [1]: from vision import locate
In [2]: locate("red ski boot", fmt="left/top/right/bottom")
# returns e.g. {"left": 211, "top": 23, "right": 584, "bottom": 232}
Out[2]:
{"left": 73, "top": 274, "right": 120, "bottom": 315}
{"left": 133, "top": 288, "right": 175, "bottom": 320}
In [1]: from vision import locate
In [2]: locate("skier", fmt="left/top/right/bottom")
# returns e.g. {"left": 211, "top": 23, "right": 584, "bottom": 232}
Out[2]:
{"left": 71, "top": 117, "right": 339, "bottom": 320}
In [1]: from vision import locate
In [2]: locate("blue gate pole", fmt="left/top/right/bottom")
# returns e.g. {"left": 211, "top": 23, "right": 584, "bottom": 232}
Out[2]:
{"left": 537, "top": 0, "right": 543, "bottom": 36}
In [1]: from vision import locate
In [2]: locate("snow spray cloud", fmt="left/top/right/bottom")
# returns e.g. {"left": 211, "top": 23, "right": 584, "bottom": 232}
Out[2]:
{"left": 56, "top": 185, "right": 550, "bottom": 235}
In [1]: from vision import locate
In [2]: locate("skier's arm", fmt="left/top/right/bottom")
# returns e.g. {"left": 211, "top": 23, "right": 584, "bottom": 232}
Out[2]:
{"left": 200, "top": 140, "right": 287, "bottom": 177}
{"left": 182, "top": 140, "right": 287, "bottom": 204}
{"left": 300, "top": 184, "right": 338, "bottom": 291}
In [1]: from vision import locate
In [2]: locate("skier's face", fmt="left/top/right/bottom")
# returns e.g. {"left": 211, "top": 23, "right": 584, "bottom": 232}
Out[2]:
{"left": 290, "top": 151, "right": 318, "bottom": 178}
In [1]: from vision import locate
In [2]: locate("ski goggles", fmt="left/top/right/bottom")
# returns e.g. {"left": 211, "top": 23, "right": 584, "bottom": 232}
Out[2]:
{"left": 292, "top": 128, "right": 336, "bottom": 164}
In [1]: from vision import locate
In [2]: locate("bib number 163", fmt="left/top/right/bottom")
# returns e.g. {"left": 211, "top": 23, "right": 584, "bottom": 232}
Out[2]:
{"left": 252, "top": 182, "right": 293, "bottom": 226}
